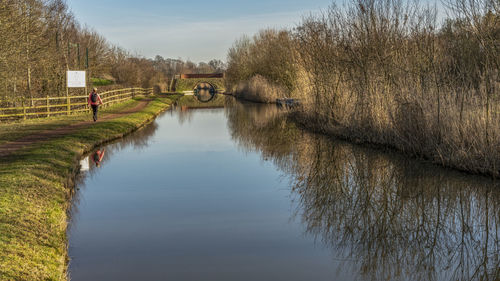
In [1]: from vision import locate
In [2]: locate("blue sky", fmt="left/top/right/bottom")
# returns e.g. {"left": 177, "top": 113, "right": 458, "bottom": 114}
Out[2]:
{"left": 68, "top": 0, "right": 334, "bottom": 63}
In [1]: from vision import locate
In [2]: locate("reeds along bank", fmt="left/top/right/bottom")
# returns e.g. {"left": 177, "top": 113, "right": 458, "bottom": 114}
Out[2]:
{"left": 225, "top": 0, "right": 500, "bottom": 177}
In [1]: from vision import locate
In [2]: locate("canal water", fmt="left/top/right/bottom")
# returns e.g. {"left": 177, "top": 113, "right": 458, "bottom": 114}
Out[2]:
{"left": 68, "top": 97, "right": 500, "bottom": 281}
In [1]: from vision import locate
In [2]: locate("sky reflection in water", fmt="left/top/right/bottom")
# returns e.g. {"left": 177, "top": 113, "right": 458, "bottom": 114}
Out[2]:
{"left": 69, "top": 99, "right": 500, "bottom": 281}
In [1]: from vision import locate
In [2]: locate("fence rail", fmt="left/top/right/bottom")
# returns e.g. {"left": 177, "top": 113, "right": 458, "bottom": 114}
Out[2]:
{"left": 0, "top": 87, "right": 152, "bottom": 121}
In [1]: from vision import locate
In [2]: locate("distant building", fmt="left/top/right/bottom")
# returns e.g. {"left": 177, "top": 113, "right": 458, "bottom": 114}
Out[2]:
{"left": 180, "top": 73, "right": 224, "bottom": 79}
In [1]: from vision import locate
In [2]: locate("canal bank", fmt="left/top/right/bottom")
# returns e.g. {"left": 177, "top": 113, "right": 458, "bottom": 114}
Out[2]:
{"left": 0, "top": 95, "right": 180, "bottom": 281}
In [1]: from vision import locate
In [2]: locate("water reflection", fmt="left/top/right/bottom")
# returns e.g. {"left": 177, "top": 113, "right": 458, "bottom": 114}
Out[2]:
{"left": 78, "top": 120, "right": 159, "bottom": 175}
{"left": 172, "top": 95, "right": 232, "bottom": 125}
{"left": 91, "top": 148, "right": 105, "bottom": 167}
{"left": 193, "top": 82, "right": 217, "bottom": 102}
{"left": 71, "top": 117, "right": 160, "bottom": 223}
{"left": 70, "top": 106, "right": 342, "bottom": 281}
{"left": 225, "top": 100, "right": 500, "bottom": 281}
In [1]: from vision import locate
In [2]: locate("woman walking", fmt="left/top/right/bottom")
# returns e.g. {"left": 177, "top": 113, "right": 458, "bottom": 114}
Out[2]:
{"left": 88, "top": 87, "right": 103, "bottom": 122}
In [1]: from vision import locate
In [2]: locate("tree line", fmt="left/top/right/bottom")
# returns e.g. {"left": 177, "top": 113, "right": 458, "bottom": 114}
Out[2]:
{"left": 225, "top": 0, "right": 499, "bottom": 176}
{"left": 0, "top": 0, "right": 226, "bottom": 103}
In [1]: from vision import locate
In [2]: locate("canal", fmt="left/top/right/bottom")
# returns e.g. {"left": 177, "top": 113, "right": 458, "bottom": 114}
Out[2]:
{"left": 68, "top": 97, "right": 500, "bottom": 281}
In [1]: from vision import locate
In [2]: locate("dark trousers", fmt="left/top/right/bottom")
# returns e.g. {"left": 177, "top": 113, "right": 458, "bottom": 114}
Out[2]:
{"left": 91, "top": 105, "right": 99, "bottom": 121}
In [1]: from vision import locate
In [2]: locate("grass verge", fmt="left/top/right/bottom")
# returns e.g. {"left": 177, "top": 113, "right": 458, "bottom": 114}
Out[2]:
{"left": 0, "top": 95, "right": 179, "bottom": 281}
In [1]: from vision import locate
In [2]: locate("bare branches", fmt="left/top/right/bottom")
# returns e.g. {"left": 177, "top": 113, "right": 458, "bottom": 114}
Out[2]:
{"left": 0, "top": 0, "right": 225, "bottom": 99}
{"left": 225, "top": 0, "right": 500, "bottom": 176}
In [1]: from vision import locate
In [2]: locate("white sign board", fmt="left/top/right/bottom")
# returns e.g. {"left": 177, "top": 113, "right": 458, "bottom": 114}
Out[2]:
{"left": 67, "top": 71, "right": 86, "bottom": 88}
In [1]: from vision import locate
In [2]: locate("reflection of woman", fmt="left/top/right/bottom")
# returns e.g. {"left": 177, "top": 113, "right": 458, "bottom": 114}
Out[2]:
{"left": 92, "top": 148, "right": 105, "bottom": 167}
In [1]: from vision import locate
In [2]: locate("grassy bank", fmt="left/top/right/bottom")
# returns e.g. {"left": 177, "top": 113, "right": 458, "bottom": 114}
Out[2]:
{"left": 0, "top": 95, "right": 178, "bottom": 280}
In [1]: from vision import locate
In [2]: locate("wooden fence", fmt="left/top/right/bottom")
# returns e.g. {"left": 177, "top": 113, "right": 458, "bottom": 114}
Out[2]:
{"left": 0, "top": 87, "right": 152, "bottom": 121}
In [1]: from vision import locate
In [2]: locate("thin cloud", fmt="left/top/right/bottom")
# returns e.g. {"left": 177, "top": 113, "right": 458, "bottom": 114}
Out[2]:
{"left": 96, "top": 11, "right": 305, "bottom": 62}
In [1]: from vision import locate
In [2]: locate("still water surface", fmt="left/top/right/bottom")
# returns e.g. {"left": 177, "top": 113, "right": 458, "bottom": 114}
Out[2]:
{"left": 69, "top": 98, "right": 500, "bottom": 281}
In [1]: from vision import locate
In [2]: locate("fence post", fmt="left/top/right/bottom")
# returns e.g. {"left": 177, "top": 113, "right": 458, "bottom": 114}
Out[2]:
{"left": 46, "top": 95, "right": 50, "bottom": 117}
{"left": 22, "top": 98, "right": 26, "bottom": 120}
{"left": 68, "top": 95, "right": 71, "bottom": 115}
{"left": 66, "top": 88, "right": 70, "bottom": 115}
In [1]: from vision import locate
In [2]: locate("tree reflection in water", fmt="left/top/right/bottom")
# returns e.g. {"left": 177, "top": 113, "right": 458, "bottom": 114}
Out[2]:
{"left": 225, "top": 100, "right": 500, "bottom": 281}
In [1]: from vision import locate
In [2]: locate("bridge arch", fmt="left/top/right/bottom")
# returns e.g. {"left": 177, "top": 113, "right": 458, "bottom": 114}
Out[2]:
{"left": 193, "top": 82, "right": 218, "bottom": 102}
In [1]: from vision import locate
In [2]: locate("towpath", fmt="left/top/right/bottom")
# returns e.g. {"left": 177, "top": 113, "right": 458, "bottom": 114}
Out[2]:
{"left": 0, "top": 99, "right": 151, "bottom": 157}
